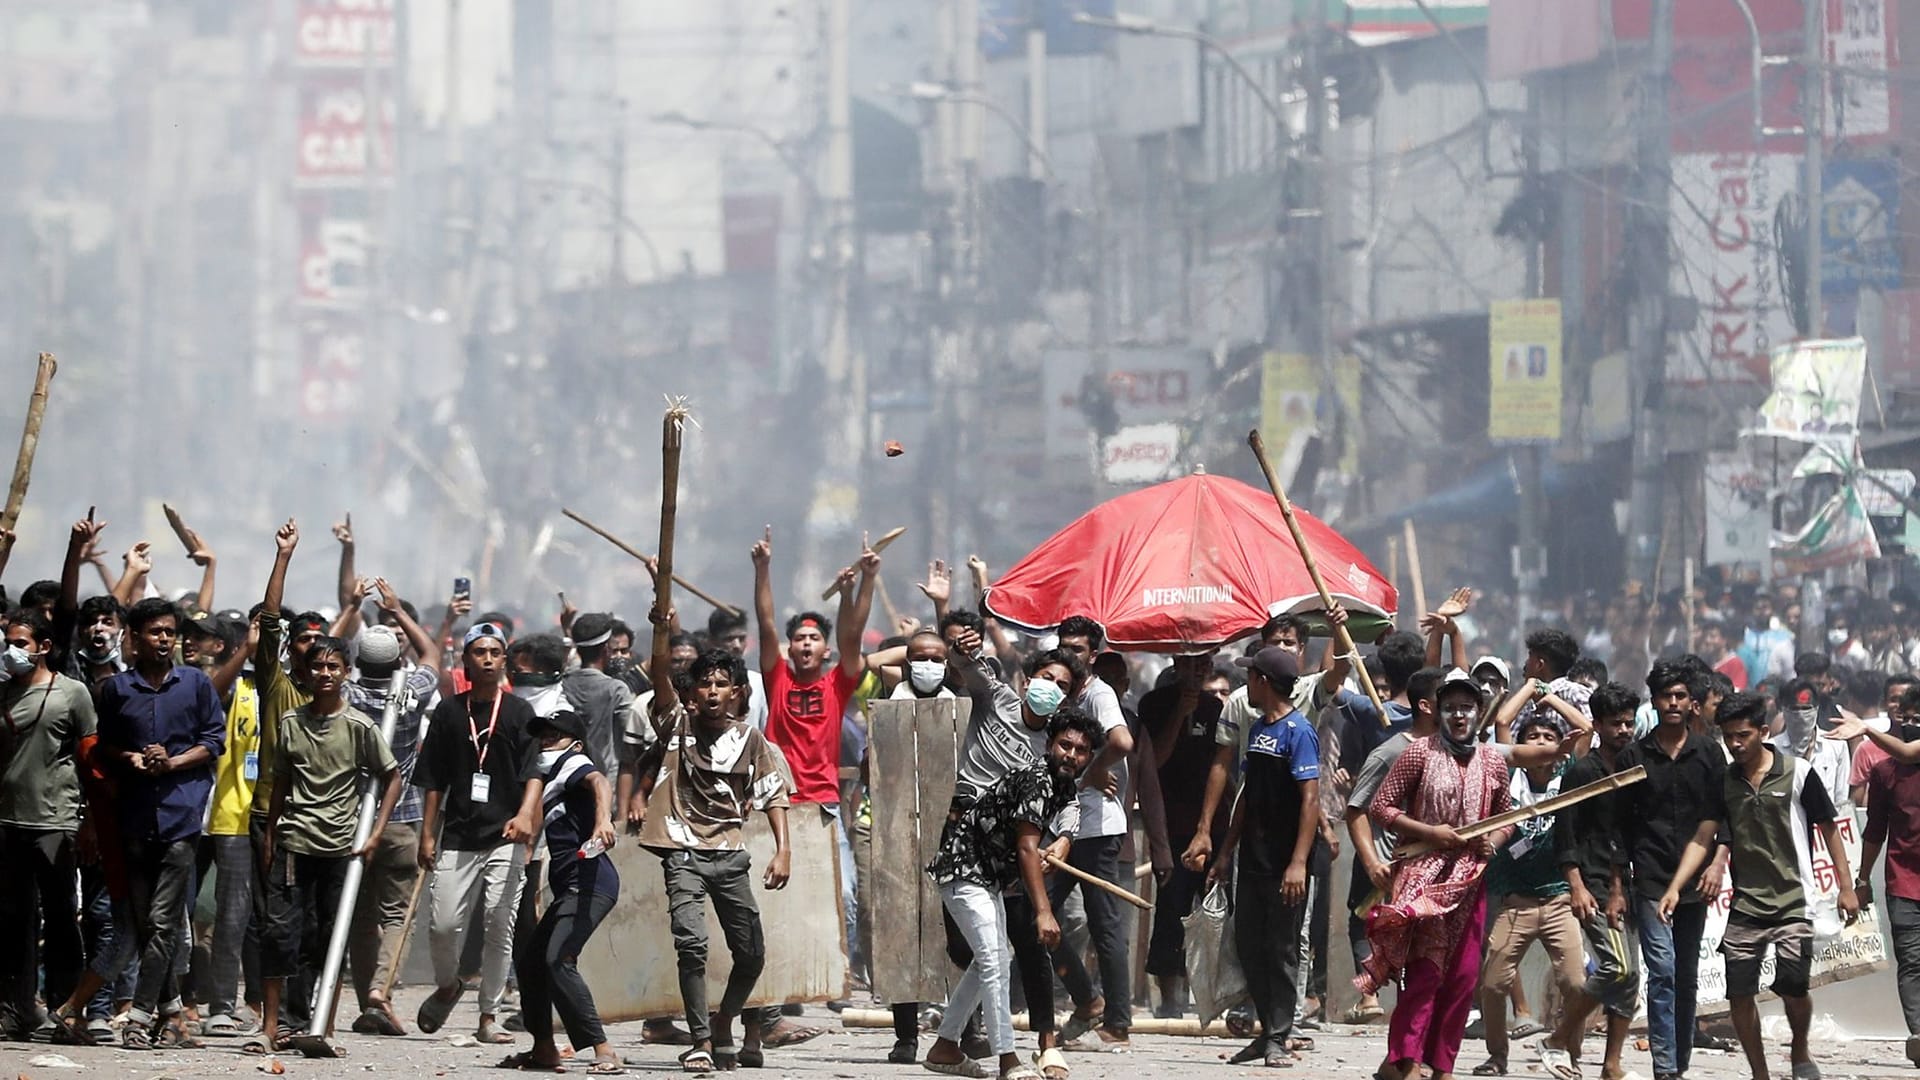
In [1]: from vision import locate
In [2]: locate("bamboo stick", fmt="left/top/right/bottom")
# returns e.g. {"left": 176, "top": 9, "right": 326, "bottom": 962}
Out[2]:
{"left": 821, "top": 525, "right": 908, "bottom": 601}
{"left": 1393, "top": 765, "right": 1647, "bottom": 861}
{"left": 1402, "top": 519, "right": 1428, "bottom": 623}
{"left": 655, "top": 402, "right": 688, "bottom": 624}
{"left": 1, "top": 353, "right": 55, "bottom": 541}
{"left": 560, "top": 506, "right": 741, "bottom": 616}
{"left": 1044, "top": 852, "right": 1152, "bottom": 910}
{"left": 1247, "top": 430, "right": 1390, "bottom": 724}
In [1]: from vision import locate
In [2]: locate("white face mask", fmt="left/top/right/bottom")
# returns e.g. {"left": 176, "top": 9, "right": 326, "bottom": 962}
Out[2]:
{"left": 908, "top": 660, "right": 947, "bottom": 694}
{"left": 538, "top": 747, "right": 567, "bottom": 771}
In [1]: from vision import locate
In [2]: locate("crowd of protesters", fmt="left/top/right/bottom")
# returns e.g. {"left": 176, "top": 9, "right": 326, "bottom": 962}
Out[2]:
{"left": 2, "top": 502, "right": 1919, "bottom": 1080}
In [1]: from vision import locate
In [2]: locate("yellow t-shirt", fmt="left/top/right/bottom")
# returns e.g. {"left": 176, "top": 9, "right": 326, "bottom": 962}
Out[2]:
{"left": 207, "top": 675, "right": 262, "bottom": 837}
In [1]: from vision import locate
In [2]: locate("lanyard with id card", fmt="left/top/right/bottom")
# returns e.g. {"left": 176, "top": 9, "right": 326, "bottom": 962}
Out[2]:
{"left": 469, "top": 692, "right": 504, "bottom": 804}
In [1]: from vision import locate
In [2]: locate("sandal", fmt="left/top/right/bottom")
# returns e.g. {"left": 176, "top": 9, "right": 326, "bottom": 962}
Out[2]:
{"left": 1343, "top": 1002, "right": 1388, "bottom": 1025}
{"left": 1541, "top": 1047, "right": 1581, "bottom": 1080}
{"left": 586, "top": 1061, "right": 626, "bottom": 1075}
{"left": 157, "top": 1021, "right": 205, "bottom": 1050}
{"left": 477, "top": 1018, "right": 517, "bottom": 1044}
{"left": 1263, "top": 1050, "right": 1297, "bottom": 1068}
{"left": 1036, "top": 1046, "right": 1069, "bottom": 1079}
{"left": 761, "top": 1019, "right": 825, "bottom": 1048}
{"left": 120, "top": 1023, "right": 156, "bottom": 1051}
{"left": 1229, "top": 1038, "right": 1270, "bottom": 1065}
{"left": 737, "top": 1046, "right": 764, "bottom": 1068}
{"left": 496, "top": 1050, "right": 563, "bottom": 1072}
{"left": 242, "top": 1032, "right": 295, "bottom": 1055}
{"left": 680, "top": 1048, "right": 717, "bottom": 1074}
{"left": 352, "top": 1004, "right": 408, "bottom": 1036}
{"left": 1472, "top": 1060, "right": 1508, "bottom": 1076}
{"left": 1283, "top": 1036, "right": 1314, "bottom": 1052}
{"left": 1508, "top": 1019, "right": 1547, "bottom": 1039}
{"left": 922, "top": 1061, "right": 990, "bottom": 1078}
{"left": 416, "top": 983, "right": 466, "bottom": 1035}
{"left": 49, "top": 1010, "right": 96, "bottom": 1047}
{"left": 1000, "top": 1066, "right": 1043, "bottom": 1080}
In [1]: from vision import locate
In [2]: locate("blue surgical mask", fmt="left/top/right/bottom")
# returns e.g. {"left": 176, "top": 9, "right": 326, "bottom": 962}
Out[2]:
{"left": 0, "top": 644, "right": 34, "bottom": 678}
{"left": 1025, "top": 679, "right": 1066, "bottom": 717}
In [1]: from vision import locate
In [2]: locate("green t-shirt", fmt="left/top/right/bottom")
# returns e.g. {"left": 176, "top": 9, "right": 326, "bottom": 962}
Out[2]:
{"left": 0, "top": 674, "right": 97, "bottom": 830}
{"left": 252, "top": 619, "right": 312, "bottom": 817}
{"left": 272, "top": 702, "right": 396, "bottom": 857}
{"left": 1489, "top": 762, "right": 1571, "bottom": 900}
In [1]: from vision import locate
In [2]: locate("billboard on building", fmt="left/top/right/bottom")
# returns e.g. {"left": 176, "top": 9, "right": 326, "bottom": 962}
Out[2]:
{"left": 1487, "top": 299, "right": 1563, "bottom": 444}
{"left": 295, "top": 0, "right": 397, "bottom": 69}
{"left": 1669, "top": 152, "right": 1797, "bottom": 384}
{"left": 296, "top": 78, "right": 395, "bottom": 188}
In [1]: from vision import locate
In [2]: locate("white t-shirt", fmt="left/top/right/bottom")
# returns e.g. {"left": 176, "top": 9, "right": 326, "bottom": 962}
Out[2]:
{"left": 1216, "top": 671, "right": 1329, "bottom": 761}
{"left": 1075, "top": 677, "right": 1130, "bottom": 838}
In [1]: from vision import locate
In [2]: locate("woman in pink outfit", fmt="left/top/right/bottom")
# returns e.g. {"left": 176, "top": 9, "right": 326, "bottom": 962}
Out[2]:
{"left": 1362, "top": 673, "right": 1514, "bottom": 1080}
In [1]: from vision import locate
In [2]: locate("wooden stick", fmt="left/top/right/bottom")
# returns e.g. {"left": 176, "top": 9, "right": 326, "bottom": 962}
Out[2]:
{"left": 821, "top": 525, "right": 908, "bottom": 601}
{"left": 1247, "top": 430, "right": 1391, "bottom": 725}
{"left": 1683, "top": 556, "right": 1696, "bottom": 651}
{"left": 655, "top": 402, "right": 688, "bottom": 624}
{"left": 875, "top": 572, "right": 903, "bottom": 629}
{"left": 1393, "top": 765, "right": 1648, "bottom": 861}
{"left": 1386, "top": 536, "right": 1402, "bottom": 630}
{"left": 561, "top": 506, "right": 742, "bottom": 616}
{"left": 379, "top": 869, "right": 428, "bottom": 999}
{"left": 1044, "top": 852, "right": 1152, "bottom": 910}
{"left": 161, "top": 503, "right": 205, "bottom": 559}
{"left": 1, "top": 352, "right": 55, "bottom": 540}
{"left": 1402, "top": 519, "right": 1428, "bottom": 622}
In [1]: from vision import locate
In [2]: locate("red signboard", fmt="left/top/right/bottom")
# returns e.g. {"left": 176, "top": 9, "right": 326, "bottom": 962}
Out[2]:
{"left": 297, "top": 204, "right": 368, "bottom": 309}
{"left": 295, "top": 0, "right": 396, "bottom": 69}
{"left": 296, "top": 78, "right": 395, "bottom": 187}
{"left": 300, "top": 321, "right": 366, "bottom": 421}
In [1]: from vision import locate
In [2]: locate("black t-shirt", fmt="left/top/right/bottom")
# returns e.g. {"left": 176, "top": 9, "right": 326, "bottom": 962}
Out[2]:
{"left": 415, "top": 691, "right": 540, "bottom": 851}
{"left": 1138, "top": 684, "right": 1224, "bottom": 846}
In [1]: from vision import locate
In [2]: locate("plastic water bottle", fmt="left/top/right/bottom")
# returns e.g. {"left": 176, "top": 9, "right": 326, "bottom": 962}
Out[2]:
{"left": 578, "top": 837, "right": 606, "bottom": 859}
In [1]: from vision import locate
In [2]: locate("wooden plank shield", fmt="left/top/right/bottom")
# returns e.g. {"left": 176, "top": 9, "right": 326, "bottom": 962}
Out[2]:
{"left": 578, "top": 807, "right": 848, "bottom": 1022}
{"left": 868, "top": 696, "right": 967, "bottom": 1005}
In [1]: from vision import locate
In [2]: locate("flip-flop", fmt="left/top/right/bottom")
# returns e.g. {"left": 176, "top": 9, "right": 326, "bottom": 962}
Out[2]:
{"left": 1000, "top": 1066, "right": 1043, "bottom": 1080}
{"left": 1541, "top": 1047, "right": 1581, "bottom": 1080}
{"left": 241, "top": 1032, "right": 295, "bottom": 1055}
{"left": 1508, "top": 1019, "right": 1547, "bottom": 1039}
{"left": 416, "top": 984, "right": 466, "bottom": 1035}
{"left": 922, "top": 1060, "right": 990, "bottom": 1078}
{"left": 1263, "top": 1051, "right": 1297, "bottom": 1068}
{"left": 477, "top": 1020, "right": 517, "bottom": 1044}
{"left": 586, "top": 1061, "right": 626, "bottom": 1075}
{"left": 288, "top": 1033, "right": 347, "bottom": 1059}
{"left": 1283, "top": 1036, "right": 1314, "bottom": 1052}
{"left": 679, "top": 1048, "right": 717, "bottom": 1074}
{"left": 1343, "top": 1003, "right": 1388, "bottom": 1025}
{"left": 49, "top": 1011, "right": 96, "bottom": 1047}
{"left": 352, "top": 1005, "right": 408, "bottom": 1036}
{"left": 1472, "top": 1060, "right": 1508, "bottom": 1076}
{"left": 761, "top": 1020, "right": 825, "bottom": 1048}
{"left": 1230, "top": 1039, "right": 1270, "bottom": 1065}
{"left": 1036, "top": 1046, "right": 1069, "bottom": 1079}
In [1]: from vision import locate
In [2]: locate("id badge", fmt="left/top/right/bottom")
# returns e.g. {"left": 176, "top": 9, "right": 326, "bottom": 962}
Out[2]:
{"left": 243, "top": 751, "right": 259, "bottom": 782}
{"left": 470, "top": 772, "right": 492, "bottom": 802}
{"left": 1507, "top": 835, "right": 1532, "bottom": 859}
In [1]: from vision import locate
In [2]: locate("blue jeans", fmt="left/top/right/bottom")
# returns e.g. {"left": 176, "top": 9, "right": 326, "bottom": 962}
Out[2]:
{"left": 1635, "top": 895, "right": 1707, "bottom": 1076}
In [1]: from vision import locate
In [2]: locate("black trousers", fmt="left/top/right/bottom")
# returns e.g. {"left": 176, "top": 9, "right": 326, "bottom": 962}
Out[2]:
{"left": 260, "top": 847, "right": 351, "bottom": 985}
{"left": 1145, "top": 863, "right": 1206, "bottom": 977}
{"left": 516, "top": 889, "right": 614, "bottom": 1050}
{"left": 1235, "top": 870, "right": 1307, "bottom": 1046}
{"left": 124, "top": 836, "right": 196, "bottom": 1016}
{"left": 663, "top": 850, "right": 765, "bottom": 1045}
{"left": 0, "top": 828, "right": 81, "bottom": 1026}
{"left": 1308, "top": 833, "right": 1331, "bottom": 1000}
{"left": 1045, "top": 834, "right": 1131, "bottom": 1032}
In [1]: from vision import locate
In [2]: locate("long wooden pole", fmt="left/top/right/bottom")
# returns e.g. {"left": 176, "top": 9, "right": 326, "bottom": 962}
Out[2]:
{"left": 655, "top": 403, "right": 687, "bottom": 624}
{"left": 1392, "top": 765, "right": 1647, "bottom": 862}
{"left": 560, "top": 506, "right": 741, "bottom": 616}
{"left": 1402, "top": 519, "right": 1428, "bottom": 622}
{"left": 1386, "top": 536, "right": 1401, "bottom": 631}
{"left": 1, "top": 352, "right": 56, "bottom": 540}
{"left": 1043, "top": 852, "right": 1152, "bottom": 911}
{"left": 1247, "top": 430, "right": 1390, "bottom": 724}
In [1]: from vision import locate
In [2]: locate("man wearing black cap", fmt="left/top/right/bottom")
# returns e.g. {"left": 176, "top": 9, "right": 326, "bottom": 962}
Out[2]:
{"left": 1214, "top": 646, "right": 1322, "bottom": 1068}
{"left": 562, "top": 612, "right": 637, "bottom": 791}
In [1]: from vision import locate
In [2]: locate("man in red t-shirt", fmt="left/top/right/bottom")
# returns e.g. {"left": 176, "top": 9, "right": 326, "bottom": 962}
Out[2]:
{"left": 751, "top": 527, "right": 877, "bottom": 805}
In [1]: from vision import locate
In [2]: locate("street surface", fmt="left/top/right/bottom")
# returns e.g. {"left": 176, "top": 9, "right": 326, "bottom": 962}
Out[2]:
{"left": 4, "top": 988, "right": 1918, "bottom": 1080}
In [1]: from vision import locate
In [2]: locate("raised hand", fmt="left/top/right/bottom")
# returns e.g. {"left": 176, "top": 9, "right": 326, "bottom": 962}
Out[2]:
{"left": 275, "top": 518, "right": 299, "bottom": 555}
{"left": 859, "top": 531, "right": 881, "bottom": 573}
{"left": 1436, "top": 586, "right": 1473, "bottom": 620}
{"left": 125, "top": 541, "right": 153, "bottom": 577}
{"left": 332, "top": 513, "right": 353, "bottom": 546}
{"left": 917, "top": 559, "right": 952, "bottom": 605}
{"left": 374, "top": 577, "right": 402, "bottom": 613}
{"left": 750, "top": 525, "right": 772, "bottom": 567}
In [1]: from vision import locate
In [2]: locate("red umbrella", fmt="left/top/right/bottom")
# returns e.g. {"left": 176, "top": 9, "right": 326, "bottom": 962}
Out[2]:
{"left": 983, "top": 472, "right": 1398, "bottom": 652}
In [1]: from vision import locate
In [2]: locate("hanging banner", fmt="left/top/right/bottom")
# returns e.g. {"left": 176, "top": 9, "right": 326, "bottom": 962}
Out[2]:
{"left": 1772, "top": 484, "right": 1882, "bottom": 575}
{"left": 1753, "top": 337, "right": 1869, "bottom": 441}
{"left": 1823, "top": 158, "right": 1900, "bottom": 293}
{"left": 294, "top": 0, "right": 397, "bottom": 69}
{"left": 1670, "top": 153, "right": 1798, "bottom": 384}
{"left": 1705, "top": 452, "right": 1773, "bottom": 570}
{"left": 1488, "top": 299, "right": 1563, "bottom": 443}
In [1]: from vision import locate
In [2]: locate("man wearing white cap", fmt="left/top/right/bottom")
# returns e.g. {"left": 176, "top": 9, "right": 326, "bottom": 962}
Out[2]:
{"left": 345, "top": 624, "right": 440, "bottom": 1036}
